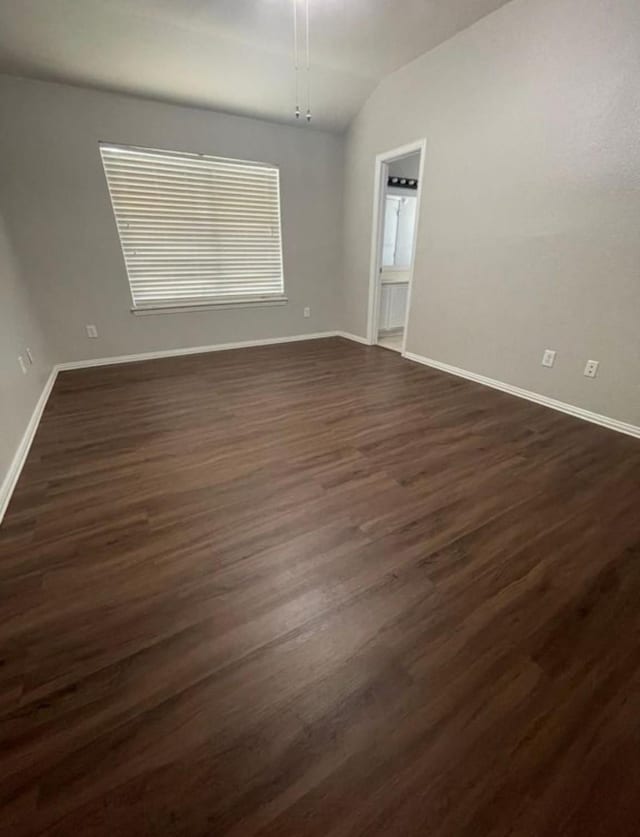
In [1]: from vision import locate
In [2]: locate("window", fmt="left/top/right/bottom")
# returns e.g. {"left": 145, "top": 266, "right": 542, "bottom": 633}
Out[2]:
{"left": 100, "top": 143, "right": 285, "bottom": 311}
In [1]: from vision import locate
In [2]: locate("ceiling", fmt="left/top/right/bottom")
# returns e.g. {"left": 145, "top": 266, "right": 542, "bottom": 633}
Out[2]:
{"left": 0, "top": 0, "right": 514, "bottom": 132}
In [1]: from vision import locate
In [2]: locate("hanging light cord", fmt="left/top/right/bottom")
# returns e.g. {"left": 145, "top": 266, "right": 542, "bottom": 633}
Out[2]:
{"left": 293, "top": 0, "right": 300, "bottom": 118}
{"left": 293, "top": 0, "right": 311, "bottom": 123}
{"left": 305, "top": 0, "right": 311, "bottom": 122}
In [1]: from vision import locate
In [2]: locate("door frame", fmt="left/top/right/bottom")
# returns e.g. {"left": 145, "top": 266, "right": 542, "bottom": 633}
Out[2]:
{"left": 365, "top": 138, "right": 426, "bottom": 354}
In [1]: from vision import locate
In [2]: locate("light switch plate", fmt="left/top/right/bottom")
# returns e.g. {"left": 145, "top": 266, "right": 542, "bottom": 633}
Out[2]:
{"left": 542, "top": 349, "right": 556, "bottom": 368}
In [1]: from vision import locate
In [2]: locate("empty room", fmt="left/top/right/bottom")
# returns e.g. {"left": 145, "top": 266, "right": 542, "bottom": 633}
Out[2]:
{"left": 1, "top": 0, "right": 639, "bottom": 834}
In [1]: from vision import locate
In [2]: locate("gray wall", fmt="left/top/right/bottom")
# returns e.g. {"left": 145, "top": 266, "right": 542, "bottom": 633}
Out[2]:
{"left": 388, "top": 154, "right": 420, "bottom": 181}
{"left": 342, "top": 0, "right": 640, "bottom": 426}
{"left": 0, "top": 76, "right": 344, "bottom": 363}
{"left": 0, "top": 209, "right": 53, "bottom": 495}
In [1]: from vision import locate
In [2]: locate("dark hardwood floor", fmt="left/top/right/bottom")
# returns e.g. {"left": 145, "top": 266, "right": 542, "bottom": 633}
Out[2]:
{"left": 1, "top": 337, "right": 639, "bottom": 836}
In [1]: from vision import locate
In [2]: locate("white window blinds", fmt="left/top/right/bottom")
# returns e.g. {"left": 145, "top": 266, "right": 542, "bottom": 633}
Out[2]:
{"left": 99, "top": 143, "right": 285, "bottom": 310}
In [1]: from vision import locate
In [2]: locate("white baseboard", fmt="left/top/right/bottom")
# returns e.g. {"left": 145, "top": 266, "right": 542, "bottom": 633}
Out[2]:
{"left": 57, "top": 331, "right": 341, "bottom": 371}
{"left": 335, "top": 331, "right": 372, "bottom": 346}
{"left": 0, "top": 367, "right": 59, "bottom": 525}
{"left": 403, "top": 351, "right": 640, "bottom": 440}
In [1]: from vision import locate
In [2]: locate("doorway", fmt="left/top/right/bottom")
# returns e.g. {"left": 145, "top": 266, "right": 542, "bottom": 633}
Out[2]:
{"left": 366, "top": 140, "right": 426, "bottom": 354}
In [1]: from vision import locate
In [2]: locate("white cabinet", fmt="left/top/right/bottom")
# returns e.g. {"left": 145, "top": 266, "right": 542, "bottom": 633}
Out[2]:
{"left": 378, "top": 279, "right": 409, "bottom": 332}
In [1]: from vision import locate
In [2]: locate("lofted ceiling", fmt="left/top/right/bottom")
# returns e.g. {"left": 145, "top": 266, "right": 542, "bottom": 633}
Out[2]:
{"left": 0, "top": 0, "right": 514, "bottom": 131}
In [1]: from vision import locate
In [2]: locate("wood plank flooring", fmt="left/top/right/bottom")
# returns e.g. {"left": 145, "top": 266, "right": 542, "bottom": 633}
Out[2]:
{"left": 1, "top": 337, "right": 639, "bottom": 836}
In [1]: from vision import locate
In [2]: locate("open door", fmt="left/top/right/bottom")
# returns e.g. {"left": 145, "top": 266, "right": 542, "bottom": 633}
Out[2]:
{"left": 366, "top": 140, "right": 426, "bottom": 355}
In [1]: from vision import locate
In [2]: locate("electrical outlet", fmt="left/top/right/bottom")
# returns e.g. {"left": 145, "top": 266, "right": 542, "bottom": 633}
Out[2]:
{"left": 584, "top": 359, "right": 599, "bottom": 378}
{"left": 25, "top": 347, "right": 34, "bottom": 365}
{"left": 542, "top": 349, "right": 556, "bottom": 368}
{"left": 303, "top": 306, "right": 311, "bottom": 319}
{"left": 86, "top": 324, "right": 98, "bottom": 338}
{"left": 18, "top": 355, "right": 28, "bottom": 375}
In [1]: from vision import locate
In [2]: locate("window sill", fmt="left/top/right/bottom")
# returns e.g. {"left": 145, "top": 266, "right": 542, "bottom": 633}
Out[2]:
{"left": 131, "top": 297, "right": 288, "bottom": 316}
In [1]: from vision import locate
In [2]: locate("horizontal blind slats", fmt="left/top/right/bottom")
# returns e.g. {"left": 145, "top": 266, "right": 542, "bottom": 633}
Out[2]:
{"left": 108, "top": 193, "right": 281, "bottom": 209}
{"left": 127, "top": 270, "right": 282, "bottom": 279}
{"left": 103, "top": 167, "right": 278, "bottom": 187}
{"left": 100, "top": 150, "right": 278, "bottom": 177}
{"left": 101, "top": 147, "right": 276, "bottom": 167}
{"left": 110, "top": 206, "right": 278, "bottom": 219}
{"left": 100, "top": 143, "right": 285, "bottom": 308}
{"left": 105, "top": 175, "right": 278, "bottom": 193}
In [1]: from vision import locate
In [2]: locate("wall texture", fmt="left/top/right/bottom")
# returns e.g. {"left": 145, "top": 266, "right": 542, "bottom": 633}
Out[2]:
{"left": 0, "top": 209, "right": 53, "bottom": 500}
{"left": 0, "top": 76, "right": 344, "bottom": 363}
{"left": 343, "top": 0, "right": 640, "bottom": 426}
